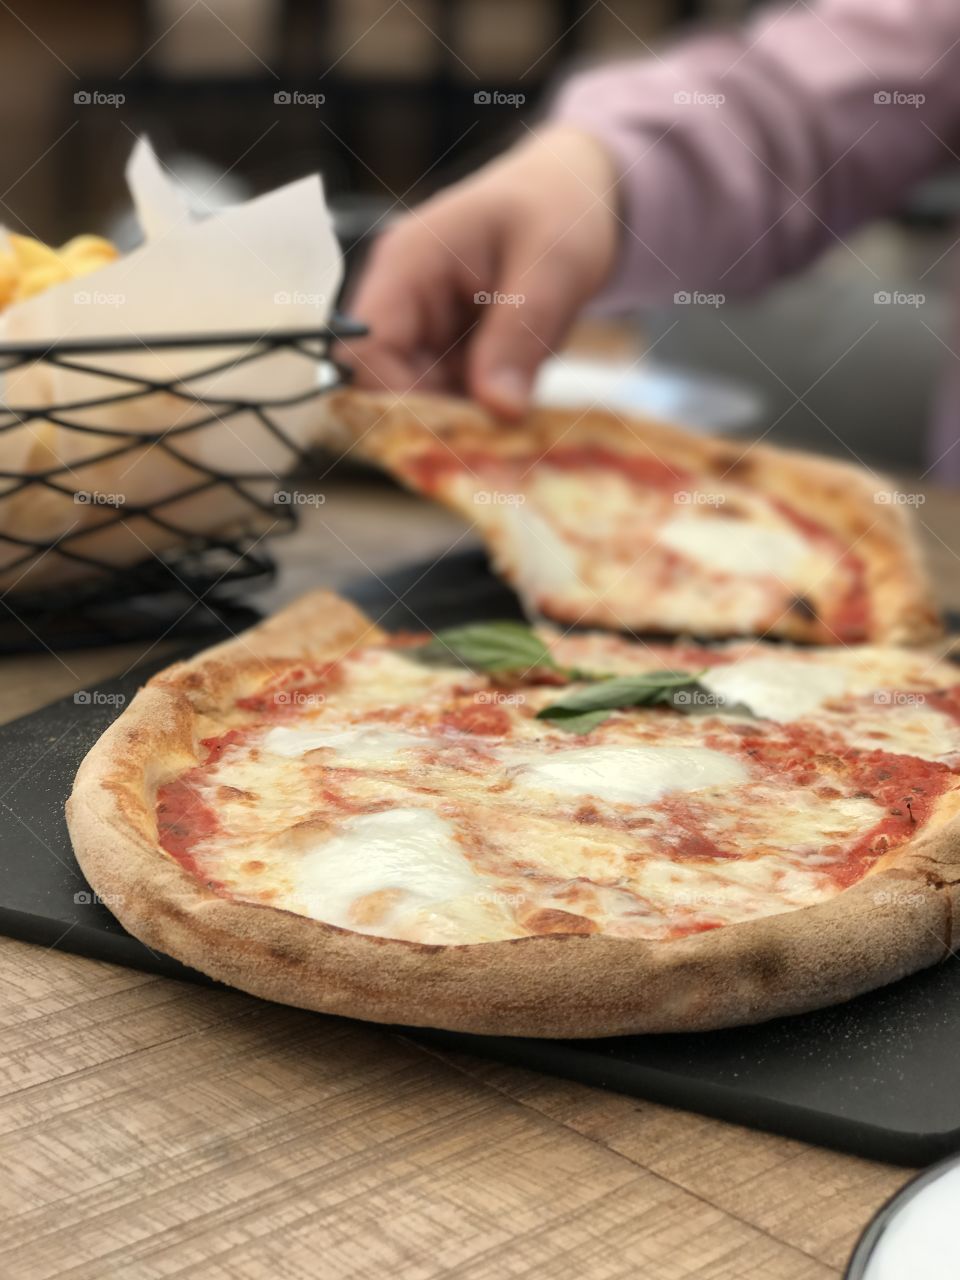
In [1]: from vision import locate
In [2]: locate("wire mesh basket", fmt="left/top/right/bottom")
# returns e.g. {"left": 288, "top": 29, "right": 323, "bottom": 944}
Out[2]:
{"left": 0, "top": 317, "right": 364, "bottom": 651}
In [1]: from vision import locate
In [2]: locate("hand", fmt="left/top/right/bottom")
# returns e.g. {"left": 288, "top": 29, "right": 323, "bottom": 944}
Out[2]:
{"left": 342, "top": 126, "right": 620, "bottom": 418}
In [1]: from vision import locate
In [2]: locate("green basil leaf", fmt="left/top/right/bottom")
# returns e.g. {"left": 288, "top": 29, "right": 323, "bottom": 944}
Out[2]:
{"left": 537, "top": 707, "right": 615, "bottom": 735}
{"left": 537, "top": 670, "right": 704, "bottom": 720}
{"left": 412, "top": 621, "right": 558, "bottom": 676}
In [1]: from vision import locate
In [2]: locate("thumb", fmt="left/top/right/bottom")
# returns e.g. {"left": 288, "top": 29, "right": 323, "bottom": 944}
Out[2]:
{"left": 468, "top": 249, "right": 584, "bottom": 418}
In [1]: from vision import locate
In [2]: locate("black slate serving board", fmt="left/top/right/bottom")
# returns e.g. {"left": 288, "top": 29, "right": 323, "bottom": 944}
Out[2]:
{"left": 2, "top": 549, "right": 960, "bottom": 1167}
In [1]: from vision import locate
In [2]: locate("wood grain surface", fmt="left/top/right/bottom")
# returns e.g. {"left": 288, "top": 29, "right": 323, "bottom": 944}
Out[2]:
{"left": 2, "top": 478, "right": 957, "bottom": 1279}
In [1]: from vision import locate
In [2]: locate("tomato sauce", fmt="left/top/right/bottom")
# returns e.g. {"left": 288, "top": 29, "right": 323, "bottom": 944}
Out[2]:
{"left": 651, "top": 794, "right": 740, "bottom": 863}
{"left": 670, "top": 918, "right": 727, "bottom": 938}
{"left": 769, "top": 497, "right": 871, "bottom": 639}
{"left": 440, "top": 703, "right": 512, "bottom": 736}
{"left": 404, "top": 443, "right": 687, "bottom": 494}
{"left": 235, "top": 661, "right": 343, "bottom": 716}
{"left": 156, "top": 777, "right": 221, "bottom": 883}
{"left": 538, "top": 444, "right": 687, "bottom": 492}
{"left": 825, "top": 749, "right": 949, "bottom": 886}
{"left": 157, "top": 729, "right": 249, "bottom": 885}
{"left": 928, "top": 687, "right": 960, "bottom": 726}
{"left": 713, "top": 719, "right": 952, "bottom": 885}
{"left": 200, "top": 727, "right": 245, "bottom": 765}
{"left": 819, "top": 562, "right": 871, "bottom": 641}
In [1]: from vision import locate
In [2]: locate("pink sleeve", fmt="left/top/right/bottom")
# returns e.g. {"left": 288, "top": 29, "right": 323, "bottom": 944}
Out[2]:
{"left": 551, "top": 0, "right": 960, "bottom": 309}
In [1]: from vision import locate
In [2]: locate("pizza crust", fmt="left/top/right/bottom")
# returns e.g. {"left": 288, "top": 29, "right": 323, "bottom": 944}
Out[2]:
{"left": 321, "top": 390, "right": 941, "bottom": 646}
{"left": 67, "top": 591, "right": 960, "bottom": 1037}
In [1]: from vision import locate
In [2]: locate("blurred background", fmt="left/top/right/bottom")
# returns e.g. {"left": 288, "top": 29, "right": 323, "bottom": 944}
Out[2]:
{"left": 0, "top": 0, "right": 957, "bottom": 470}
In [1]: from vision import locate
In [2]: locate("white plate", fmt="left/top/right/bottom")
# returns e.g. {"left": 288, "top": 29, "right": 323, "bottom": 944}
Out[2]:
{"left": 535, "top": 354, "right": 763, "bottom": 434}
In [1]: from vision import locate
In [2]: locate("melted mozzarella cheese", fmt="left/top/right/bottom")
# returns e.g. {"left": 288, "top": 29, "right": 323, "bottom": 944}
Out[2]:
{"left": 699, "top": 654, "right": 960, "bottom": 759}
{"left": 830, "top": 702, "right": 960, "bottom": 763}
{"left": 657, "top": 512, "right": 810, "bottom": 578}
{"left": 263, "top": 724, "right": 428, "bottom": 763}
{"left": 514, "top": 744, "right": 749, "bottom": 806}
{"left": 530, "top": 467, "right": 661, "bottom": 542}
{"left": 289, "top": 808, "right": 490, "bottom": 937}
{"left": 621, "top": 853, "right": 830, "bottom": 915}
{"left": 498, "top": 502, "right": 581, "bottom": 600}
{"left": 701, "top": 655, "right": 851, "bottom": 722}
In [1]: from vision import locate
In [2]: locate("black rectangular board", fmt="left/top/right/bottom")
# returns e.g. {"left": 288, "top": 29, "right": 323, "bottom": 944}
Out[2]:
{"left": 2, "top": 549, "right": 960, "bottom": 1168}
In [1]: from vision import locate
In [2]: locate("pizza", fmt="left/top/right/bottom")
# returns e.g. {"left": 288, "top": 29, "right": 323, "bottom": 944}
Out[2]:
{"left": 322, "top": 390, "right": 940, "bottom": 646}
{"left": 67, "top": 590, "right": 960, "bottom": 1037}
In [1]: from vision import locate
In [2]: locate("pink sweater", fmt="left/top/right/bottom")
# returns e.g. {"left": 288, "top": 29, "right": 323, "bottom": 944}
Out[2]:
{"left": 552, "top": 0, "right": 960, "bottom": 475}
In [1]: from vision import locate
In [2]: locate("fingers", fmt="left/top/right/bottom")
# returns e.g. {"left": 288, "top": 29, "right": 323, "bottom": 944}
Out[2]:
{"left": 346, "top": 228, "right": 589, "bottom": 417}
{"left": 467, "top": 236, "right": 595, "bottom": 418}
{"left": 342, "top": 229, "right": 429, "bottom": 392}
{"left": 340, "top": 127, "right": 619, "bottom": 415}
{"left": 337, "top": 335, "right": 416, "bottom": 393}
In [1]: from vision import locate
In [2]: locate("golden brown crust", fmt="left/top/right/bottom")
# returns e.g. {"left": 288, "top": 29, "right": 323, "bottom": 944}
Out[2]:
{"left": 67, "top": 590, "right": 960, "bottom": 1037}
{"left": 322, "top": 389, "right": 941, "bottom": 646}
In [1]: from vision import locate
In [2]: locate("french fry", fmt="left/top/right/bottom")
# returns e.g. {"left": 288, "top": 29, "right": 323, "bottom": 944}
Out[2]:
{"left": 0, "top": 231, "right": 120, "bottom": 309}
{"left": 0, "top": 249, "right": 16, "bottom": 309}
{"left": 15, "top": 261, "right": 72, "bottom": 301}
{"left": 59, "top": 234, "right": 119, "bottom": 273}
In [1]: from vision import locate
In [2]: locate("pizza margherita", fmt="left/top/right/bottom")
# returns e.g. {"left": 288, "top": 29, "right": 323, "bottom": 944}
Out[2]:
{"left": 323, "top": 390, "right": 940, "bottom": 647}
{"left": 67, "top": 591, "right": 960, "bottom": 1037}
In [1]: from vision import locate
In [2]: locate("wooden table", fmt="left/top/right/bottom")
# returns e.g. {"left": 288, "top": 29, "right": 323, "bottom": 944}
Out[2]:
{"left": 2, "top": 480, "right": 958, "bottom": 1280}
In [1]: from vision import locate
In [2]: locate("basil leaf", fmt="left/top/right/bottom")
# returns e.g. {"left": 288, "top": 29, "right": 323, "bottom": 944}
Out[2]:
{"left": 537, "top": 708, "right": 615, "bottom": 735}
{"left": 412, "top": 621, "right": 558, "bottom": 676}
{"left": 537, "top": 670, "right": 704, "bottom": 721}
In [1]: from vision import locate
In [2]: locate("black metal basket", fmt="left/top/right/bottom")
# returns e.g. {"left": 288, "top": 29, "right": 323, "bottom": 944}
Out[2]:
{"left": 0, "top": 317, "right": 364, "bottom": 651}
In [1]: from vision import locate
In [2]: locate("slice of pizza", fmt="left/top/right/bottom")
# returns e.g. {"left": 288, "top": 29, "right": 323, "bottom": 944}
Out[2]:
{"left": 68, "top": 591, "right": 960, "bottom": 1037}
{"left": 322, "top": 390, "right": 940, "bottom": 645}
